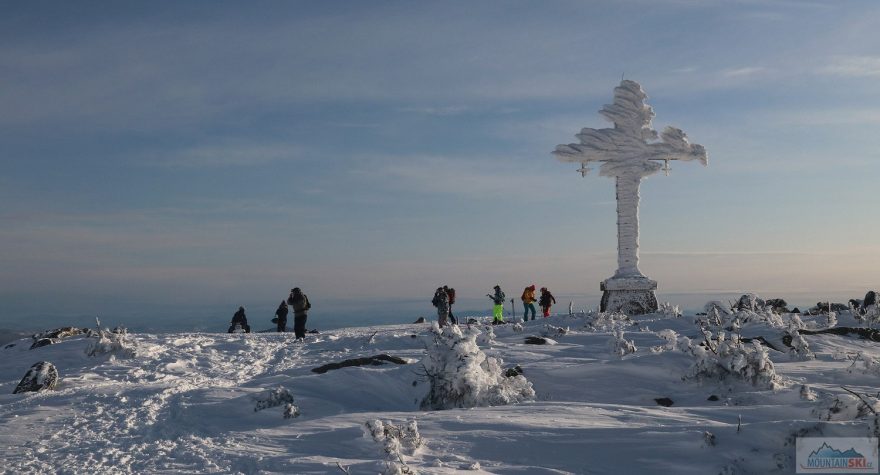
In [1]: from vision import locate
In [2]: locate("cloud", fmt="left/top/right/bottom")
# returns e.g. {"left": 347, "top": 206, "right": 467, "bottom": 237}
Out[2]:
{"left": 350, "top": 154, "right": 564, "bottom": 198}
{"left": 720, "top": 66, "right": 768, "bottom": 78}
{"left": 144, "top": 142, "right": 305, "bottom": 168}
{"left": 818, "top": 56, "right": 880, "bottom": 78}
{"left": 397, "top": 106, "right": 471, "bottom": 116}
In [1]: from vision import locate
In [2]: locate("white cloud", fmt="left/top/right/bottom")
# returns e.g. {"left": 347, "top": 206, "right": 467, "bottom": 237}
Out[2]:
{"left": 819, "top": 56, "right": 880, "bottom": 78}
{"left": 720, "top": 66, "right": 767, "bottom": 78}
{"left": 144, "top": 142, "right": 305, "bottom": 168}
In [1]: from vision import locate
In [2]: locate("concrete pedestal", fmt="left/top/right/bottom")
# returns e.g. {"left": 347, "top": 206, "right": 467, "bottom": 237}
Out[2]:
{"left": 600, "top": 276, "right": 658, "bottom": 315}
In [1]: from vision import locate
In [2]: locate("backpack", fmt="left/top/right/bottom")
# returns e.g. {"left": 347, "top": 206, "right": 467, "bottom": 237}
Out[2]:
{"left": 447, "top": 288, "right": 456, "bottom": 305}
{"left": 521, "top": 288, "right": 529, "bottom": 302}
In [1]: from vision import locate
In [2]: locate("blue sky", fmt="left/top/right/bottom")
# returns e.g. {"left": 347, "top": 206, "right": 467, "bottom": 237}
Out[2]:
{"left": 1, "top": 1, "right": 879, "bottom": 324}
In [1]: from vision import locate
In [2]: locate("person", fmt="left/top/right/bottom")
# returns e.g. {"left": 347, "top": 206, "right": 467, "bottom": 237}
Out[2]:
{"left": 287, "top": 287, "right": 311, "bottom": 340}
{"left": 521, "top": 285, "right": 537, "bottom": 321}
{"left": 539, "top": 287, "right": 556, "bottom": 318}
{"left": 432, "top": 287, "right": 450, "bottom": 327}
{"left": 444, "top": 285, "right": 457, "bottom": 325}
{"left": 274, "top": 300, "right": 289, "bottom": 332}
{"left": 487, "top": 285, "right": 505, "bottom": 325}
{"left": 228, "top": 306, "right": 251, "bottom": 333}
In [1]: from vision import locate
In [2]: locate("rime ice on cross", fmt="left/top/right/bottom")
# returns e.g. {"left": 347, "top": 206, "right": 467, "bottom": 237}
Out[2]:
{"left": 553, "top": 80, "right": 707, "bottom": 315}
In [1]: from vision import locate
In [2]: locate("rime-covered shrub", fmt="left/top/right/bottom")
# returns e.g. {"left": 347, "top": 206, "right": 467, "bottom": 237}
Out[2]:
{"left": 847, "top": 352, "right": 880, "bottom": 377}
{"left": 476, "top": 325, "right": 496, "bottom": 346}
{"left": 657, "top": 301, "right": 682, "bottom": 318}
{"left": 86, "top": 324, "right": 136, "bottom": 358}
{"left": 787, "top": 319, "right": 814, "bottom": 360}
{"left": 586, "top": 312, "right": 630, "bottom": 333}
{"left": 542, "top": 324, "right": 569, "bottom": 338}
{"left": 824, "top": 311, "right": 838, "bottom": 329}
{"left": 365, "top": 419, "right": 422, "bottom": 475}
{"left": 419, "top": 323, "right": 534, "bottom": 410}
{"left": 650, "top": 329, "right": 679, "bottom": 353}
{"left": 800, "top": 384, "right": 818, "bottom": 401}
{"left": 609, "top": 330, "right": 637, "bottom": 358}
{"left": 254, "top": 386, "right": 300, "bottom": 419}
{"left": 680, "top": 332, "right": 782, "bottom": 389}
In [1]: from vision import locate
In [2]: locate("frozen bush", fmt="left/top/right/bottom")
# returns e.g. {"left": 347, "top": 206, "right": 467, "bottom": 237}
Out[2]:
{"left": 786, "top": 319, "right": 814, "bottom": 360}
{"left": 541, "top": 324, "right": 569, "bottom": 338}
{"left": 681, "top": 332, "right": 782, "bottom": 389}
{"left": 586, "top": 312, "right": 630, "bottom": 333}
{"left": 658, "top": 301, "right": 681, "bottom": 318}
{"left": 86, "top": 321, "right": 136, "bottom": 358}
{"left": 800, "top": 384, "right": 818, "bottom": 401}
{"left": 419, "top": 323, "right": 534, "bottom": 410}
{"left": 847, "top": 352, "right": 880, "bottom": 377}
{"left": 824, "top": 311, "right": 838, "bottom": 329}
{"left": 609, "top": 330, "right": 637, "bottom": 357}
{"left": 365, "top": 419, "right": 422, "bottom": 475}
{"left": 476, "top": 325, "right": 496, "bottom": 346}
{"left": 254, "top": 386, "right": 300, "bottom": 419}
{"left": 650, "top": 329, "right": 679, "bottom": 353}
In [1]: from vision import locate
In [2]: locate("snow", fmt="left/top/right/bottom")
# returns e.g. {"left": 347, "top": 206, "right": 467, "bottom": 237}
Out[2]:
{"left": 3, "top": 309, "right": 880, "bottom": 473}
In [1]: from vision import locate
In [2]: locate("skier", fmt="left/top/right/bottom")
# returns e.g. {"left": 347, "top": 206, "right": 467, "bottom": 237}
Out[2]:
{"left": 521, "top": 285, "right": 537, "bottom": 321}
{"left": 287, "top": 287, "right": 311, "bottom": 340}
{"left": 539, "top": 287, "right": 556, "bottom": 318}
{"left": 487, "top": 285, "right": 505, "bottom": 325}
{"left": 432, "top": 287, "right": 450, "bottom": 327}
{"left": 444, "top": 285, "right": 457, "bottom": 325}
{"left": 274, "top": 300, "right": 289, "bottom": 332}
{"left": 228, "top": 306, "right": 251, "bottom": 333}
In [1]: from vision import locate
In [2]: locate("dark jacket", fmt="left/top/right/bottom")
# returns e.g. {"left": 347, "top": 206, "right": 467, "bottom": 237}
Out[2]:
{"left": 432, "top": 288, "right": 450, "bottom": 314}
{"left": 489, "top": 287, "right": 505, "bottom": 305}
{"left": 288, "top": 290, "right": 311, "bottom": 316}
{"left": 232, "top": 308, "right": 248, "bottom": 324}
{"left": 539, "top": 290, "right": 556, "bottom": 308}
{"left": 275, "top": 303, "right": 289, "bottom": 320}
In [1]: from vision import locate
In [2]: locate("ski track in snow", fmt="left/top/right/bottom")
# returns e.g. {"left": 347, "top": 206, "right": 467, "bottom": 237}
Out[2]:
{"left": 2, "top": 315, "right": 880, "bottom": 474}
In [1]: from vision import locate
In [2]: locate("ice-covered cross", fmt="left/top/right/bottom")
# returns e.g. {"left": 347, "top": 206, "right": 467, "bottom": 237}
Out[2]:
{"left": 553, "top": 80, "right": 707, "bottom": 314}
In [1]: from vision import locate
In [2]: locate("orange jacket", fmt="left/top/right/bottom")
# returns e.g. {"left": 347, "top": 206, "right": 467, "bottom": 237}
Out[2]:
{"left": 521, "top": 286, "right": 537, "bottom": 304}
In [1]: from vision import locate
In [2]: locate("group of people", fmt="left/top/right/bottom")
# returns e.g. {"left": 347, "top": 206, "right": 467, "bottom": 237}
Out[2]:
{"left": 227, "top": 287, "right": 312, "bottom": 340}
{"left": 433, "top": 284, "right": 557, "bottom": 326}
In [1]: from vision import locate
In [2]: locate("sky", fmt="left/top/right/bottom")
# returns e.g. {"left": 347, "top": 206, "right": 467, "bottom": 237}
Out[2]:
{"left": 1, "top": 1, "right": 879, "bottom": 328}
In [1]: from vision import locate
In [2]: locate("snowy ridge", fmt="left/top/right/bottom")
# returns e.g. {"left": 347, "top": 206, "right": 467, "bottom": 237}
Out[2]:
{"left": 3, "top": 311, "right": 880, "bottom": 473}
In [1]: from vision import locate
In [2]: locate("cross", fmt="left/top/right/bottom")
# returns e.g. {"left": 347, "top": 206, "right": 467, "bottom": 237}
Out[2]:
{"left": 552, "top": 80, "right": 707, "bottom": 313}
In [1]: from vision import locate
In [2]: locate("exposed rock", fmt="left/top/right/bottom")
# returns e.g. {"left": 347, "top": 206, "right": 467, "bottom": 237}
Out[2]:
{"left": 764, "top": 298, "right": 789, "bottom": 313}
{"left": 30, "top": 338, "right": 57, "bottom": 350}
{"left": 467, "top": 318, "right": 479, "bottom": 324}
{"left": 707, "top": 395, "right": 719, "bottom": 401}
{"left": 13, "top": 361, "right": 59, "bottom": 394}
{"left": 524, "top": 336, "right": 557, "bottom": 345}
{"left": 32, "top": 327, "right": 86, "bottom": 341}
{"left": 311, "top": 354, "right": 408, "bottom": 374}
{"left": 864, "top": 290, "right": 878, "bottom": 309}
{"left": 654, "top": 397, "right": 674, "bottom": 407}
{"left": 4, "top": 343, "right": 16, "bottom": 349}
{"left": 504, "top": 365, "right": 523, "bottom": 378}
{"left": 793, "top": 327, "right": 880, "bottom": 342}
{"left": 740, "top": 336, "right": 786, "bottom": 353}
{"left": 790, "top": 308, "right": 801, "bottom": 314}
{"left": 736, "top": 293, "right": 765, "bottom": 311}
{"left": 413, "top": 317, "right": 427, "bottom": 324}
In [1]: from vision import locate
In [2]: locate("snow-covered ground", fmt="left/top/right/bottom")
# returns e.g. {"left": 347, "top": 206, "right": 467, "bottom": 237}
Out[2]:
{"left": 3, "top": 308, "right": 880, "bottom": 474}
